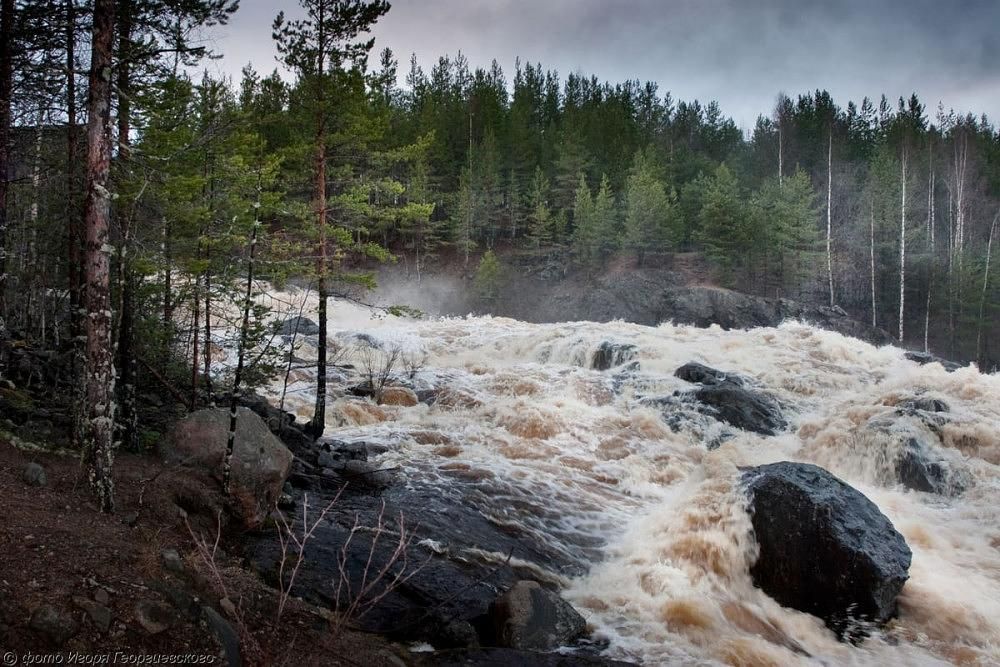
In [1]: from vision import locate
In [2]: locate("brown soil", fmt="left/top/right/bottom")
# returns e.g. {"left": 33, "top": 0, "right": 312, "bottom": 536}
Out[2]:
{"left": 0, "top": 438, "right": 407, "bottom": 666}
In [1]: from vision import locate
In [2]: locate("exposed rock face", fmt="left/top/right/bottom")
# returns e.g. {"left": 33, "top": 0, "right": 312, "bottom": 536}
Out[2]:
{"left": 415, "top": 649, "right": 637, "bottom": 666}
{"left": 29, "top": 605, "right": 78, "bottom": 645}
{"left": 674, "top": 362, "right": 785, "bottom": 436}
{"left": 590, "top": 341, "right": 638, "bottom": 371}
{"left": 160, "top": 408, "right": 293, "bottom": 528}
{"left": 489, "top": 581, "right": 587, "bottom": 651}
{"left": 742, "top": 462, "right": 912, "bottom": 640}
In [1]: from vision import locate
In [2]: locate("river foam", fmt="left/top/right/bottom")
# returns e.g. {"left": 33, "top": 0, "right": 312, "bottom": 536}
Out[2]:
{"left": 220, "top": 284, "right": 1000, "bottom": 665}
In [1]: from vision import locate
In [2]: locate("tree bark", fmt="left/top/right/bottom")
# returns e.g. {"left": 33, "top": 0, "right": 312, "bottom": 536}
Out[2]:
{"left": 0, "top": 0, "right": 14, "bottom": 331}
{"left": 310, "top": 4, "right": 329, "bottom": 437}
{"left": 870, "top": 199, "right": 877, "bottom": 328}
{"left": 977, "top": 213, "right": 998, "bottom": 367}
{"left": 223, "top": 174, "right": 262, "bottom": 492}
{"left": 898, "top": 149, "right": 907, "bottom": 342}
{"left": 82, "top": 0, "right": 117, "bottom": 513}
{"left": 826, "top": 131, "right": 834, "bottom": 306}
{"left": 115, "top": 2, "right": 138, "bottom": 450}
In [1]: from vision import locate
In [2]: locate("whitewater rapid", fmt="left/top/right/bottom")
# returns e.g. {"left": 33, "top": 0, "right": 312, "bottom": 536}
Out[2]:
{"left": 221, "top": 285, "right": 1000, "bottom": 666}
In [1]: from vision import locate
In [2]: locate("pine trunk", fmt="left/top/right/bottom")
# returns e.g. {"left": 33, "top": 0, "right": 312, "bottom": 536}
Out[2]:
{"left": 826, "top": 131, "right": 834, "bottom": 306}
{"left": 870, "top": 199, "right": 877, "bottom": 328}
{"left": 0, "top": 0, "right": 13, "bottom": 331}
{"left": 82, "top": 0, "right": 117, "bottom": 513}
{"left": 898, "top": 149, "right": 907, "bottom": 342}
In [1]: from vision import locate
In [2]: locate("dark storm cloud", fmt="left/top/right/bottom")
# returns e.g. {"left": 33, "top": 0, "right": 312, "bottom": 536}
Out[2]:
{"left": 208, "top": 0, "right": 1000, "bottom": 129}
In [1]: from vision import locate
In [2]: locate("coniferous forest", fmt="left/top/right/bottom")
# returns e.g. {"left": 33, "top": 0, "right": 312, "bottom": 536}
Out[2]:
{"left": 2, "top": 2, "right": 1000, "bottom": 663}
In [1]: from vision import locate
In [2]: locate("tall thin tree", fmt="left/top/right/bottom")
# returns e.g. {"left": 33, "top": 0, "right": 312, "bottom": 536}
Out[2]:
{"left": 82, "top": 0, "right": 117, "bottom": 512}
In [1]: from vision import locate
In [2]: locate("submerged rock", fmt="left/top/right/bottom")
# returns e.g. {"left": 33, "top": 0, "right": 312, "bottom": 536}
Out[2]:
{"left": 488, "top": 580, "right": 587, "bottom": 651}
{"left": 867, "top": 409, "right": 970, "bottom": 496}
{"left": 742, "top": 462, "right": 911, "bottom": 640}
{"left": 590, "top": 341, "right": 638, "bottom": 371}
{"left": 904, "top": 351, "right": 962, "bottom": 372}
{"left": 160, "top": 408, "right": 293, "bottom": 528}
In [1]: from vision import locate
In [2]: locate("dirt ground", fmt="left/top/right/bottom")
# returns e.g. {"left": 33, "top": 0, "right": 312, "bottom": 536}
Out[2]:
{"left": 0, "top": 437, "right": 408, "bottom": 667}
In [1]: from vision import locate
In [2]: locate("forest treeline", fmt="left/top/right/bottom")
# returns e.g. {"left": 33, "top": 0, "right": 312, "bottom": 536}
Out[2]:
{"left": 0, "top": 0, "right": 998, "bottom": 509}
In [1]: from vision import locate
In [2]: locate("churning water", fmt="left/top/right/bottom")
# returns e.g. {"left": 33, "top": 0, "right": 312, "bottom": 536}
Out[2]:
{"left": 224, "top": 285, "right": 1000, "bottom": 666}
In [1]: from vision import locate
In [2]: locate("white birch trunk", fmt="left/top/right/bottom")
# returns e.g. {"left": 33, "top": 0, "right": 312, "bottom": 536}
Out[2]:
{"left": 826, "top": 131, "right": 834, "bottom": 306}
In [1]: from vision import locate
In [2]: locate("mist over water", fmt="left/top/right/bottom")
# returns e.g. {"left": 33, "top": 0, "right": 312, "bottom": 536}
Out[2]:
{"left": 228, "top": 284, "right": 1000, "bottom": 665}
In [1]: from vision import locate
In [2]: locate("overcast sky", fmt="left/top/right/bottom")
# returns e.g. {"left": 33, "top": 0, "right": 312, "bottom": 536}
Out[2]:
{"left": 203, "top": 0, "right": 1000, "bottom": 131}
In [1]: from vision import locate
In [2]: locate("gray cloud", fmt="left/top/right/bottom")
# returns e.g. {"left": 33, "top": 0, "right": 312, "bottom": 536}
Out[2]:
{"left": 206, "top": 0, "right": 1000, "bottom": 129}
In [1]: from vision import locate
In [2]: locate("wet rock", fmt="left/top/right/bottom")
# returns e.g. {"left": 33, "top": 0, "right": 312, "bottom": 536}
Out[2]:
{"left": 348, "top": 380, "right": 378, "bottom": 398}
{"left": 868, "top": 411, "right": 969, "bottom": 496}
{"left": 904, "top": 351, "right": 962, "bottom": 372}
{"left": 317, "top": 439, "right": 369, "bottom": 465}
{"left": 93, "top": 588, "right": 110, "bottom": 605}
{"left": 674, "top": 361, "right": 745, "bottom": 387}
{"left": 489, "top": 580, "right": 587, "bottom": 651}
{"left": 73, "top": 596, "right": 112, "bottom": 633}
{"left": 121, "top": 510, "right": 139, "bottom": 527}
{"left": 689, "top": 384, "right": 785, "bottom": 436}
{"left": 742, "top": 462, "right": 911, "bottom": 640}
{"left": 591, "top": 341, "right": 638, "bottom": 371}
{"left": 899, "top": 396, "right": 950, "bottom": 413}
{"left": 381, "top": 386, "right": 419, "bottom": 407}
{"left": 160, "top": 408, "right": 293, "bottom": 528}
{"left": 29, "top": 605, "right": 78, "bottom": 645}
{"left": 22, "top": 462, "right": 47, "bottom": 487}
{"left": 436, "top": 619, "right": 480, "bottom": 649}
{"left": 278, "top": 316, "right": 319, "bottom": 337}
{"left": 246, "top": 480, "right": 580, "bottom": 645}
{"left": 414, "top": 649, "right": 636, "bottom": 666}
{"left": 672, "top": 362, "right": 783, "bottom": 435}
{"left": 135, "top": 600, "right": 175, "bottom": 635}
{"left": 325, "top": 459, "right": 395, "bottom": 489}
{"left": 203, "top": 606, "right": 242, "bottom": 667}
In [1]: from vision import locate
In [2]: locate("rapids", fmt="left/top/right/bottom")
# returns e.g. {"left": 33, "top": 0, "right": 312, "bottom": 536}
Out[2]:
{"left": 217, "top": 285, "right": 1000, "bottom": 666}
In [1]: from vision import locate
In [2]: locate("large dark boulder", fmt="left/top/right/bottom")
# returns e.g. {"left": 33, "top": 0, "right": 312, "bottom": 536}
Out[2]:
{"left": 673, "top": 362, "right": 785, "bottom": 436}
{"left": 742, "top": 462, "right": 911, "bottom": 640}
{"left": 691, "top": 384, "right": 786, "bottom": 436}
{"left": 488, "top": 580, "right": 587, "bottom": 651}
{"left": 674, "top": 361, "right": 745, "bottom": 386}
{"left": 278, "top": 316, "right": 320, "bottom": 337}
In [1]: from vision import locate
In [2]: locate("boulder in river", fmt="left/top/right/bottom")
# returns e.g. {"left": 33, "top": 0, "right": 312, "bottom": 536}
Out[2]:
{"left": 160, "top": 407, "right": 293, "bottom": 528}
{"left": 904, "top": 350, "right": 962, "bottom": 372}
{"left": 742, "top": 462, "right": 911, "bottom": 640}
{"left": 867, "top": 408, "right": 970, "bottom": 496}
{"left": 488, "top": 580, "right": 587, "bottom": 651}
{"left": 278, "top": 316, "right": 320, "bottom": 337}
{"left": 674, "top": 362, "right": 785, "bottom": 436}
{"left": 591, "top": 341, "right": 638, "bottom": 371}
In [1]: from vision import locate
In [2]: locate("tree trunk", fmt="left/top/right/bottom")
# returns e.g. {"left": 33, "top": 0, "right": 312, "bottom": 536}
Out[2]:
{"left": 115, "top": 3, "right": 138, "bottom": 451}
{"left": 82, "top": 0, "right": 117, "bottom": 513}
{"left": 826, "top": 131, "right": 834, "bottom": 306}
{"left": 0, "top": 0, "right": 14, "bottom": 331}
{"left": 898, "top": 149, "right": 907, "bottom": 342}
{"left": 311, "top": 132, "right": 328, "bottom": 436}
{"left": 977, "top": 213, "right": 998, "bottom": 366}
{"left": 223, "top": 176, "right": 262, "bottom": 492}
{"left": 870, "top": 199, "right": 877, "bottom": 328}
{"left": 203, "top": 266, "right": 213, "bottom": 402}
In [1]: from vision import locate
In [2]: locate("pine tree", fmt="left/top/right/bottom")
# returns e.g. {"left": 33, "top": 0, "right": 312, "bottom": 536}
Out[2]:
{"left": 623, "top": 146, "right": 675, "bottom": 265}
{"left": 273, "top": 0, "right": 390, "bottom": 436}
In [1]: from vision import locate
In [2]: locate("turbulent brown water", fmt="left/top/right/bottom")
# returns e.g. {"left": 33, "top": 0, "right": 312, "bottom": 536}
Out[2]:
{"left": 222, "top": 285, "right": 1000, "bottom": 666}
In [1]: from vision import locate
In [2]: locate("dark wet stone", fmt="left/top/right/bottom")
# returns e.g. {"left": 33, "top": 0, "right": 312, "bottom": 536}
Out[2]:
{"left": 488, "top": 580, "right": 586, "bottom": 651}
{"left": 742, "top": 462, "right": 911, "bottom": 641}
{"left": 591, "top": 341, "right": 638, "bottom": 371}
